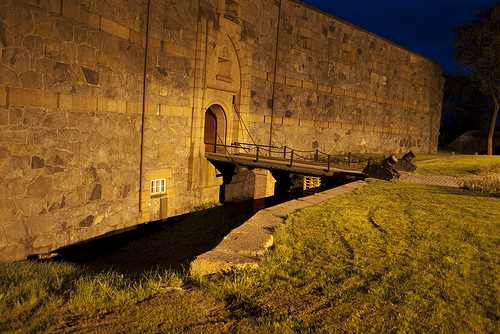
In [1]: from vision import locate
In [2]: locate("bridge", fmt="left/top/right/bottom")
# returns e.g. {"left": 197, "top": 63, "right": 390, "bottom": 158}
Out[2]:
{"left": 206, "top": 145, "right": 371, "bottom": 179}
{"left": 205, "top": 143, "right": 413, "bottom": 202}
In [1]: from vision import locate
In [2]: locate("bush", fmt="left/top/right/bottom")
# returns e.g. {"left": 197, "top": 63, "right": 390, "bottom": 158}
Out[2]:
{"left": 472, "top": 161, "right": 500, "bottom": 175}
{"left": 459, "top": 175, "right": 500, "bottom": 195}
{"left": 191, "top": 202, "right": 222, "bottom": 212}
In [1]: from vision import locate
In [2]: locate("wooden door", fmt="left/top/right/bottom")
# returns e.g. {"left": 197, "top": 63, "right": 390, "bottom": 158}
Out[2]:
{"left": 204, "top": 109, "right": 217, "bottom": 153}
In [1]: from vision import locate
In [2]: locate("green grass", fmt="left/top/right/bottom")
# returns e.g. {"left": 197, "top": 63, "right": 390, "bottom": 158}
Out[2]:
{"left": 409, "top": 148, "right": 455, "bottom": 162}
{"left": 0, "top": 261, "right": 183, "bottom": 332}
{"left": 197, "top": 181, "right": 500, "bottom": 333}
{"left": 411, "top": 153, "right": 500, "bottom": 195}
{"left": 1, "top": 158, "right": 500, "bottom": 332}
{"left": 415, "top": 154, "right": 500, "bottom": 177}
{"left": 0, "top": 201, "right": 255, "bottom": 332}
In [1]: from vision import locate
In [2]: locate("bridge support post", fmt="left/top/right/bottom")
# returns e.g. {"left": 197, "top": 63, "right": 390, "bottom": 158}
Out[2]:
{"left": 271, "top": 171, "right": 291, "bottom": 202}
{"left": 210, "top": 161, "right": 236, "bottom": 203}
{"left": 252, "top": 169, "right": 275, "bottom": 212}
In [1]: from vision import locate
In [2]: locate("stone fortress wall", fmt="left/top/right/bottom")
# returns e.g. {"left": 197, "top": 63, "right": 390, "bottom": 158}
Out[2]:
{"left": 247, "top": 0, "right": 444, "bottom": 153}
{"left": 0, "top": 0, "right": 444, "bottom": 261}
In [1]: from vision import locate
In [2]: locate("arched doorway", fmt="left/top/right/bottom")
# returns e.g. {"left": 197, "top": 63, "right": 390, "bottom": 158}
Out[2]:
{"left": 204, "top": 108, "right": 217, "bottom": 153}
{"left": 204, "top": 105, "right": 227, "bottom": 153}
{"left": 204, "top": 105, "right": 229, "bottom": 202}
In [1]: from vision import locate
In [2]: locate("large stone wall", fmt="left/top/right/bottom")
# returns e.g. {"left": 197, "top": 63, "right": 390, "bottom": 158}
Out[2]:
{"left": 0, "top": 0, "right": 148, "bottom": 261}
{"left": 0, "top": 0, "right": 443, "bottom": 262}
{"left": 247, "top": 0, "right": 444, "bottom": 154}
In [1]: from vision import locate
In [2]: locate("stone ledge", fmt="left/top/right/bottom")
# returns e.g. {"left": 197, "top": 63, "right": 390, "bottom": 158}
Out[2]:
{"left": 241, "top": 213, "right": 283, "bottom": 229}
{"left": 189, "top": 250, "right": 260, "bottom": 276}
{"left": 189, "top": 180, "right": 368, "bottom": 276}
{"left": 216, "top": 227, "right": 273, "bottom": 257}
{"left": 260, "top": 199, "right": 311, "bottom": 217}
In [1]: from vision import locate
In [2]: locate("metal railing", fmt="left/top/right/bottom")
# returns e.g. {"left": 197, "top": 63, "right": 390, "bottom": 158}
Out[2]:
{"left": 206, "top": 142, "right": 386, "bottom": 171}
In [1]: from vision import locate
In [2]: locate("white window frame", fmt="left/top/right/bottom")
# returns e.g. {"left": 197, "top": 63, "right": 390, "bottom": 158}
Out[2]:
{"left": 150, "top": 179, "right": 166, "bottom": 195}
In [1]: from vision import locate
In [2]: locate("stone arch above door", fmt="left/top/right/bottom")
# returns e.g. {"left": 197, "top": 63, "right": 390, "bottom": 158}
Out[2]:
{"left": 207, "top": 35, "right": 241, "bottom": 93}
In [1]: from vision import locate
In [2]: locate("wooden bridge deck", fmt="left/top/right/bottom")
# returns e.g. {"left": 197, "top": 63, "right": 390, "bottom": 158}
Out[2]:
{"left": 205, "top": 152, "right": 367, "bottom": 180}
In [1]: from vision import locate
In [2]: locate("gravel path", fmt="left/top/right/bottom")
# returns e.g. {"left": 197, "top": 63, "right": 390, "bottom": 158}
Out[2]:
{"left": 400, "top": 174, "right": 460, "bottom": 187}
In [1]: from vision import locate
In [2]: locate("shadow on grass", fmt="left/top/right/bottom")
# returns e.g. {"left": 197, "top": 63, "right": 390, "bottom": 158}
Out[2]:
{"left": 56, "top": 200, "right": 255, "bottom": 275}
{"left": 54, "top": 179, "right": 344, "bottom": 276}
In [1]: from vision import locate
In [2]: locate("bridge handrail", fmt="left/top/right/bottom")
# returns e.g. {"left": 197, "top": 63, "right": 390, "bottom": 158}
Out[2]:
{"left": 280, "top": 146, "right": 385, "bottom": 166}
{"left": 205, "top": 142, "right": 385, "bottom": 170}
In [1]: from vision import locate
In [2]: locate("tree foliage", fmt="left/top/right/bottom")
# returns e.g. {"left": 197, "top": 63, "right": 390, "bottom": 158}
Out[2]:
{"left": 441, "top": 72, "right": 490, "bottom": 144}
{"left": 452, "top": 3, "right": 500, "bottom": 154}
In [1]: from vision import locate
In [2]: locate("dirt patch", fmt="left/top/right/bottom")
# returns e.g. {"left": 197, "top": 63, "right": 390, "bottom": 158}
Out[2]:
{"left": 54, "top": 288, "right": 231, "bottom": 333}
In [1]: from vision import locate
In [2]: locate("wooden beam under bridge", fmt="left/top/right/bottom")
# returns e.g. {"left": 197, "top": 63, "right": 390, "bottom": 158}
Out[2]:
{"left": 205, "top": 152, "right": 367, "bottom": 180}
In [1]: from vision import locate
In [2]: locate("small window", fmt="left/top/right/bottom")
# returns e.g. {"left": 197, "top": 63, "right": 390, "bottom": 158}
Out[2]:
{"left": 298, "top": 34, "right": 312, "bottom": 50}
{"left": 371, "top": 55, "right": 388, "bottom": 73}
{"left": 374, "top": 60, "right": 386, "bottom": 72}
{"left": 342, "top": 50, "right": 355, "bottom": 63}
{"left": 401, "top": 65, "right": 412, "bottom": 81}
{"left": 340, "top": 43, "right": 356, "bottom": 63}
{"left": 402, "top": 69, "right": 411, "bottom": 81}
{"left": 295, "top": 28, "right": 314, "bottom": 52}
{"left": 216, "top": 46, "right": 232, "bottom": 82}
{"left": 217, "top": 58, "right": 232, "bottom": 81}
{"left": 422, "top": 75, "right": 431, "bottom": 87}
{"left": 151, "top": 179, "right": 166, "bottom": 195}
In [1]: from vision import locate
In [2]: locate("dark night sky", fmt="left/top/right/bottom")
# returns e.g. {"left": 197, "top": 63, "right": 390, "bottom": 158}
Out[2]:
{"left": 301, "top": 0, "right": 499, "bottom": 73}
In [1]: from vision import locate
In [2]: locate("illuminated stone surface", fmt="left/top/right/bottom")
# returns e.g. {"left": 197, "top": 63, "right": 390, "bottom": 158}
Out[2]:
{"left": 0, "top": 0, "right": 443, "bottom": 262}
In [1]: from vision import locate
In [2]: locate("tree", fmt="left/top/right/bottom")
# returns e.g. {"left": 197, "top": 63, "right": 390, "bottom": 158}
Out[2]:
{"left": 441, "top": 72, "right": 490, "bottom": 144}
{"left": 452, "top": 3, "right": 500, "bottom": 155}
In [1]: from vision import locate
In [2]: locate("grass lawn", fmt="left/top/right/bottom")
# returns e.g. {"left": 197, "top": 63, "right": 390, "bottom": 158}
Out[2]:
{"left": 198, "top": 180, "right": 500, "bottom": 333}
{"left": 1, "top": 156, "right": 500, "bottom": 333}
{"left": 415, "top": 154, "right": 500, "bottom": 178}
{"left": 409, "top": 148, "right": 456, "bottom": 162}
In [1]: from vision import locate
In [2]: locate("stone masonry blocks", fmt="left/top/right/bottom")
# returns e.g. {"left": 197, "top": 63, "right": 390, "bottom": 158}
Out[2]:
{"left": 0, "top": 0, "right": 442, "bottom": 262}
